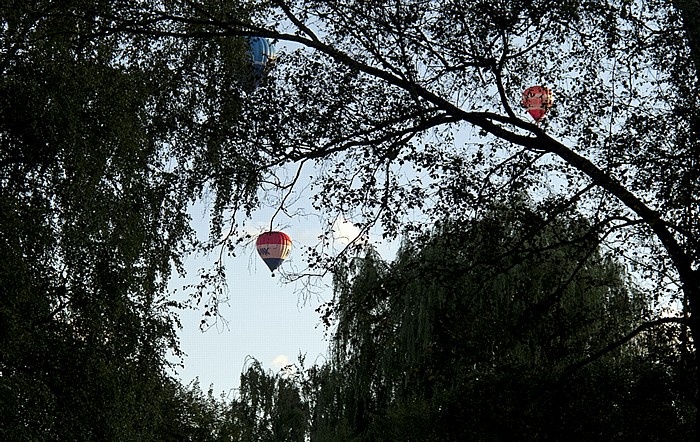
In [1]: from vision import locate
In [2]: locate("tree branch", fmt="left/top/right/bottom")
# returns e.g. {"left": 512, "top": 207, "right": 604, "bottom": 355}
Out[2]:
{"left": 563, "top": 316, "right": 688, "bottom": 377}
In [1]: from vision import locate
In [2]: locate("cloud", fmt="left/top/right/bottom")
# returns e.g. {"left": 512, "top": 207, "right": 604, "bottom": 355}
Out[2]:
{"left": 271, "top": 354, "right": 290, "bottom": 370}
{"left": 332, "top": 216, "right": 367, "bottom": 246}
{"left": 271, "top": 354, "right": 297, "bottom": 377}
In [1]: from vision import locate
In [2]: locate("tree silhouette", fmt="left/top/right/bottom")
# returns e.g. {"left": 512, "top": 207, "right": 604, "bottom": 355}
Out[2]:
{"left": 3, "top": 1, "right": 699, "bottom": 436}
{"left": 105, "top": 1, "right": 698, "bottom": 417}
{"left": 323, "top": 198, "right": 693, "bottom": 440}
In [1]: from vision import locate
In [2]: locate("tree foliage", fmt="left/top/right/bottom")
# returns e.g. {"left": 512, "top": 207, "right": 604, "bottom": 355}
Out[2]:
{"left": 3, "top": 0, "right": 700, "bottom": 438}
{"left": 0, "top": 1, "right": 259, "bottom": 439}
{"left": 322, "top": 199, "right": 694, "bottom": 440}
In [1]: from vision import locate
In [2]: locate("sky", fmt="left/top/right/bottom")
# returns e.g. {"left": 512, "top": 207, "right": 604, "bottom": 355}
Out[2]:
{"left": 169, "top": 208, "right": 395, "bottom": 399}
{"left": 171, "top": 262, "right": 329, "bottom": 398}
{"left": 168, "top": 36, "right": 443, "bottom": 398}
{"left": 168, "top": 39, "right": 332, "bottom": 397}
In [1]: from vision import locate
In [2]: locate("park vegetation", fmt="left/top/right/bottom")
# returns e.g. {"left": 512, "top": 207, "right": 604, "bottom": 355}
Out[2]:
{"left": 1, "top": 0, "right": 698, "bottom": 439}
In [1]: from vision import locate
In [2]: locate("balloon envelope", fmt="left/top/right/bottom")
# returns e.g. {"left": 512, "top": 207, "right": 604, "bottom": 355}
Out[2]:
{"left": 521, "top": 86, "right": 553, "bottom": 122}
{"left": 256, "top": 231, "right": 292, "bottom": 274}
{"left": 247, "top": 36, "right": 276, "bottom": 77}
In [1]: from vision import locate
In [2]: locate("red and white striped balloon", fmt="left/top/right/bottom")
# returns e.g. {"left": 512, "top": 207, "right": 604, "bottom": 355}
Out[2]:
{"left": 256, "top": 231, "right": 292, "bottom": 276}
{"left": 521, "top": 86, "right": 554, "bottom": 122}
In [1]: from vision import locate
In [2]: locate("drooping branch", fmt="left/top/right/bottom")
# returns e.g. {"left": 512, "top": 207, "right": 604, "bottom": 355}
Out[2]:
{"left": 269, "top": 159, "right": 307, "bottom": 231}
{"left": 673, "top": 0, "right": 700, "bottom": 82}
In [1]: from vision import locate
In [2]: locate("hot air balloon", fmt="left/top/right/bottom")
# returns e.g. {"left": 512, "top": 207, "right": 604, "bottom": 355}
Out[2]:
{"left": 247, "top": 36, "right": 276, "bottom": 79}
{"left": 521, "top": 86, "right": 553, "bottom": 123}
{"left": 256, "top": 231, "right": 292, "bottom": 276}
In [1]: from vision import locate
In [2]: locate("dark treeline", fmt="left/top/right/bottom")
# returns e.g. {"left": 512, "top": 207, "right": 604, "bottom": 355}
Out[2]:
{"left": 150, "top": 199, "right": 694, "bottom": 441}
{"left": 2, "top": 1, "right": 697, "bottom": 440}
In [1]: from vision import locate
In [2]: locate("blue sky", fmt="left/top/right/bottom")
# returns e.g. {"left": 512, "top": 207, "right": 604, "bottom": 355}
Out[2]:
{"left": 168, "top": 38, "right": 425, "bottom": 397}
{"left": 172, "top": 263, "right": 330, "bottom": 398}
{"left": 170, "top": 208, "right": 394, "bottom": 398}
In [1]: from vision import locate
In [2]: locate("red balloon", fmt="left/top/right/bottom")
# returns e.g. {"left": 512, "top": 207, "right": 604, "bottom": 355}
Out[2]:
{"left": 521, "top": 86, "right": 553, "bottom": 122}
{"left": 256, "top": 231, "right": 292, "bottom": 275}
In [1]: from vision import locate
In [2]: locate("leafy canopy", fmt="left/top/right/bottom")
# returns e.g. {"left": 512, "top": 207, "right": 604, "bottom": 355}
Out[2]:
{"left": 324, "top": 198, "right": 693, "bottom": 440}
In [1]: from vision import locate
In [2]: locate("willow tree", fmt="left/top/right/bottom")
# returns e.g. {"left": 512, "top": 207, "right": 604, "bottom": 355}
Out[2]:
{"left": 324, "top": 198, "right": 693, "bottom": 440}
{"left": 0, "top": 1, "right": 259, "bottom": 438}
{"left": 224, "top": 358, "right": 308, "bottom": 442}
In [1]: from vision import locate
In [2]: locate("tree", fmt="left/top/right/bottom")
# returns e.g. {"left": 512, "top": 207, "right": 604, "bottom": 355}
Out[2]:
{"left": 322, "top": 198, "right": 694, "bottom": 440}
{"left": 4, "top": 0, "right": 699, "bottom": 435}
{"left": 0, "top": 1, "right": 257, "bottom": 439}
{"left": 221, "top": 358, "right": 309, "bottom": 442}
{"left": 84, "top": 0, "right": 698, "bottom": 423}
